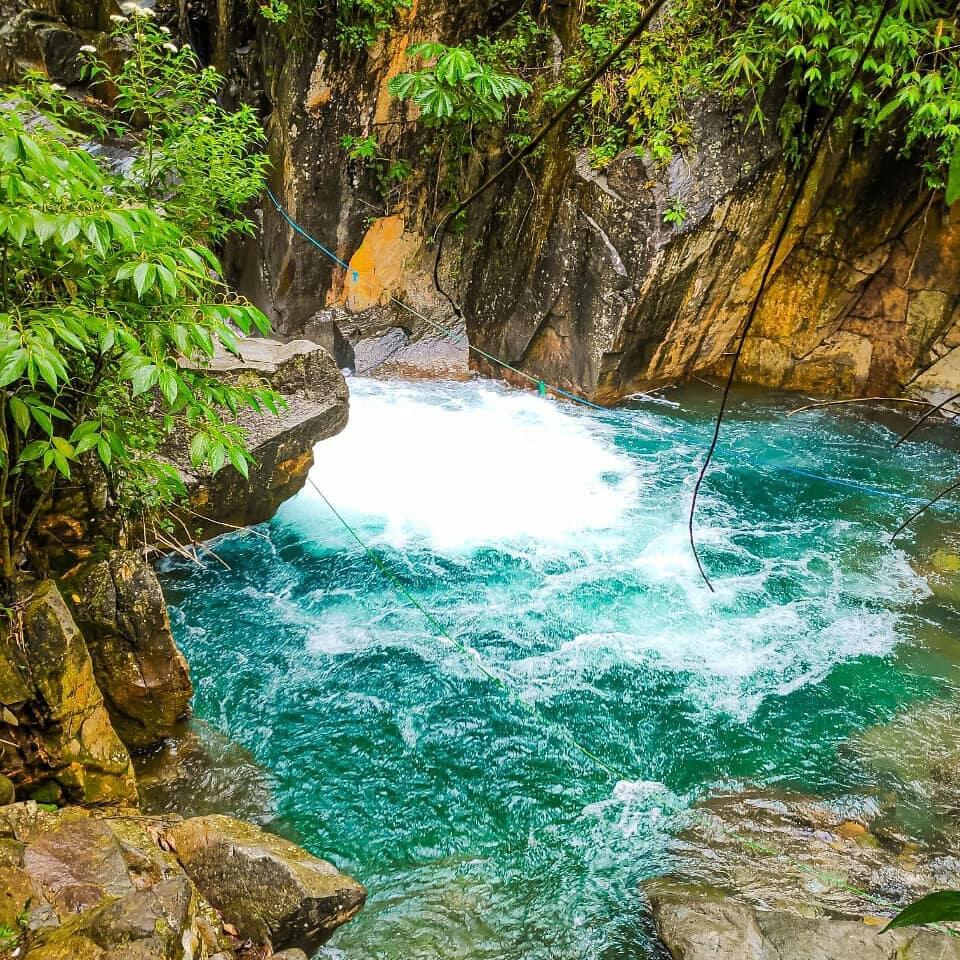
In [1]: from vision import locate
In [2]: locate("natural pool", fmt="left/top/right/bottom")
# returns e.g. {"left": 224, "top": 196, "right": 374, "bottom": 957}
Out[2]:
{"left": 159, "top": 377, "right": 960, "bottom": 959}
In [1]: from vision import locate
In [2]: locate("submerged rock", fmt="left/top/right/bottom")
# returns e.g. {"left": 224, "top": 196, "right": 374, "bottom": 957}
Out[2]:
{"left": 63, "top": 552, "right": 193, "bottom": 751}
{"left": 169, "top": 814, "right": 367, "bottom": 955}
{"left": 649, "top": 887, "right": 960, "bottom": 960}
{"left": 0, "top": 581, "right": 138, "bottom": 807}
{"left": 134, "top": 719, "right": 276, "bottom": 826}
{"left": 645, "top": 788, "right": 960, "bottom": 960}
{"left": 846, "top": 694, "right": 960, "bottom": 844}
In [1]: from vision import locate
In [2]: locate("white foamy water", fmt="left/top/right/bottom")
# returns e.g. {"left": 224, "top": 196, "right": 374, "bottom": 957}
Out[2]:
{"left": 164, "top": 374, "right": 960, "bottom": 960}
{"left": 275, "top": 375, "right": 933, "bottom": 720}
{"left": 298, "top": 377, "right": 639, "bottom": 551}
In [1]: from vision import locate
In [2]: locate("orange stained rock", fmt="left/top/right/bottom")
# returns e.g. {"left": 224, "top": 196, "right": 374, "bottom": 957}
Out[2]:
{"left": 345, "top": 215, "right": 418, "bottom": 311}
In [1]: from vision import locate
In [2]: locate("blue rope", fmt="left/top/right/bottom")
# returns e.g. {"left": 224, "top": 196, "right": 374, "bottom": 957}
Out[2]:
{"left": 266, "top": 187, "right": 358, "bottom": 279}
{"left": 265, "top": 187, "right": 949, "bottom": 512}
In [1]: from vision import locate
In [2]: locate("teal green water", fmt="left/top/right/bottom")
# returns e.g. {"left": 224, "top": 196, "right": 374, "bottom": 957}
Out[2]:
{"left": 159, "top": 378, "right": 960, "bottom": 960}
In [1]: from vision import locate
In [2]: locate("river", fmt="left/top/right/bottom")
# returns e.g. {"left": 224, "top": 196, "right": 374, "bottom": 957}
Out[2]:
{"left": 159, "top": 376, "right": 960, "bottom": 959}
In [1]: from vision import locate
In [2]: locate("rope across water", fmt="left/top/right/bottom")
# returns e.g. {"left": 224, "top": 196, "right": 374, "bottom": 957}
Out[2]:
{"left": 265, "top": 190, "right": 959, "bottom": 925}
{"left": 266, "top": 185, "right": 954, "bottom": 510}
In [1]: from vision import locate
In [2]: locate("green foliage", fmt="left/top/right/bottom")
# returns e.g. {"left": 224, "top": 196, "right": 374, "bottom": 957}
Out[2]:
{"left": 883, "top": 890, "right": 960, "bottom": 930}
{"left": 385, "top": 41, "right": 533, "bottom": 210}
{"left": 389, "top": 43, "right": 532, "bottom": 125}
{"left": 81, "top": 13, "right": 268, "bottom": 242}
{"left": 727, "top": 0, "right": 960, "bottom": 181}
{"left": 0, "top": 8, "right": 280, "bottom": 577}
{"left": 341, "top": 134, "right": 412, "bottom": 207}
{"left": 947, "top": 141, "right": 960, "bottom": 204}
{"left": 259, "top": 0, "right": 291, "bottom": 23}
{"left": 337, "top": 0, "right": 413, "bottom": 50}
{"left": 257, "top": 0, "right": 411, "bottom": 49}
{"left": 0, "top": 922, "right": 19, "bottom": 951}
{"left": 663, "top": 197, "right": 689, "bottom": 226}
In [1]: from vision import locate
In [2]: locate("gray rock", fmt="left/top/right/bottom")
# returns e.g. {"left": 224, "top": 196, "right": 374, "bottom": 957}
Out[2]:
{"left": 0, "top": 802, "right": 350, "bottom": 958}
{"left": 656, "top": 789, "right": 960, "bottom": 918}
{"left": 169, "top": 814, "right": 366, "bottom": 954}
{"left": 302, "top": 310, "right": 357, "bottom": 370}
{"left": 24, "top": 815, "right": 135, "bottom": 919}
{"left": 649, "top": 889, "right": 960, "bottom": 960}
{"left": 171, "top": 337, "right": 349, "bottom": 542}
{"left": 644, "top": 788, "right": 960, "bottom": 960}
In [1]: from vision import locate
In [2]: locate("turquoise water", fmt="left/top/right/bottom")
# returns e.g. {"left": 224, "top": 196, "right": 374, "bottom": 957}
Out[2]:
{"left": 159, "top": 377, "right": 960, "bottom": 960}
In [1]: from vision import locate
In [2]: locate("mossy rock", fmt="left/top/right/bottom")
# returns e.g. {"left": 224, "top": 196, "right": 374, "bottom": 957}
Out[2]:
{"left": 0, "top": 774, "right": 14, "bottom": 806}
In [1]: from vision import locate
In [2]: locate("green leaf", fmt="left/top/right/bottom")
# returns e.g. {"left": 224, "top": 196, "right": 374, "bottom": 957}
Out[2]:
{"left": 52, "top": 436, "right": 75, "bottom": 458}
{"left": 18, "top": 441, "right": 48, "bottom": 463}
{"left": 884, "top": 891, "right": 960, "bottom": 931}
{"left": 97, "top": 438, "right": 112, "bottom": 467}
{"left": 52, "top": 450, "right": 70, "bottom": 478}
{"left": 8, "top": 397, "right": 29, "bottom": 434}
{"left": 0, "top": 351, "right": 27, "bottom": 388}
{"left": 133, "top": 262, "right": 156, "bottom": 299}
{"left": 31, "top": 406, "right": 53, "bottom": 436}
{"left": 156, "top": 264, "right": 178, "bottom": 299}
{"left": 74, "top": 434, "right": 100, "bottom": 455}
{"left": 189, "top": 433, "right": 209, "bottom": 468}
{"left": 131, "top": 363, "right": 159, "bottom": 396}
{"left": 35, "top": 355, "right": 60, "bottom": 391}
{"left": 32, "top": 213, "right": 57, "bottom": 243}
{"left": 946, "top": 141, "right": 960, "bottom": 207}
{"left": 158, "top": 368, "right": 179, "bottom": 405}
{"left": 209, "top": 442, "right": 226, "bottom": 473}
{"left": 228, "top": 446, "right": 250, "bottom": 478}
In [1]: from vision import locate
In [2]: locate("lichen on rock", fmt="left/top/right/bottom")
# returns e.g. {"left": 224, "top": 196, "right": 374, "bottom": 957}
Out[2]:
{"left": 0, "top": 581, "right": 138, "bottom": 807}
{"left": 62, "top": 552, "right": 192, "bottom": 752}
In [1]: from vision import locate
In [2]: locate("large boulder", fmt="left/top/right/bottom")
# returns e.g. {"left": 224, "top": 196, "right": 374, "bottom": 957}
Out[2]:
{"left": 62, "top": 552, "right": 192, "bottom": 751}
{"left": 0, "top": 802, "right": 199, "bottom": 957}
{"left": 644, "top": 788, "right": 960, "bottom": 960}
{"left": 649, "top": 888, "right": 960, "bottom": 960}
{"left": 0, "top": 581, "right": 137, "bottom": 806}
{"left": 169, "top": 814, "right": 367, "bottom": 955}
{"left": 0, "top": 802, "right": 364, "bottom": 958}
{"left": 172, "top": 338, "right": 349, "bottom": 543}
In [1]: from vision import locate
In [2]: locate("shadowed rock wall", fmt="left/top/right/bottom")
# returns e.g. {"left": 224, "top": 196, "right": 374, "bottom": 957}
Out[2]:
{"left": 194, "top": 2, "right": 960, "bottom": 402}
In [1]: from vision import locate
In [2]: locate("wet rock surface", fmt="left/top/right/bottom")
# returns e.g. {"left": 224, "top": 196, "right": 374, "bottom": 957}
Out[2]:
{"left": 173, "top": 337, "right": 349, "bottom": 542}
{"left": 649, "top": 890, "right": 960, "bottom": 960}
{"left": 63, "top": 553, "right": 192, "bottom": 751}
{"left": 0, "top": 581, "right": 138, "bottom": 807}
{"left": 0, "top": 802, "right": 364, "bottom": 958}
{"left": 847, "top": 693, "right": 960, "bottom": 845}
{"left": 645, "top": 789, "right": 960, "bottom": 960}
{"left": 169, "top": 814, "right": 367, "bottom": 955}
{"left": 133, "top": 720, "right": 276, "bottom": 827}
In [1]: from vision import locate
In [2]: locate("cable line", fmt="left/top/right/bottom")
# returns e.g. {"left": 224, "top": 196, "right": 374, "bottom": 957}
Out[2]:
{"left": 266, "top": 187, "right": 955, "bottom": 511}
{"left": 305, "top": 474, "right": 627, "bottom": 782}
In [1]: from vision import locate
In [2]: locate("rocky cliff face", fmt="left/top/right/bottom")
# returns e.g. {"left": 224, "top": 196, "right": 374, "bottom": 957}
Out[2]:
{"left": 188, "top": 0, "right": 960, "bottom": 402}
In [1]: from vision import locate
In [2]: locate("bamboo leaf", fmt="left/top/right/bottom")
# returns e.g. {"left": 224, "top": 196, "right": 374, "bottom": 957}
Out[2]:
{"left": 884, "top": 891, "right": 960, "bottom": 932}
